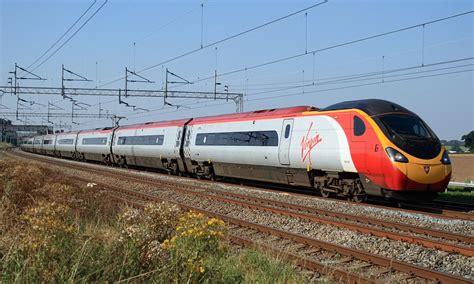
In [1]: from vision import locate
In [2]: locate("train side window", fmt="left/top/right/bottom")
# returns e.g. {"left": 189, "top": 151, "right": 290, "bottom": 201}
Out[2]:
{"left": 284, "top": 124, "right": 291, "bottom": 138}
{"left": 354, "top": 116, "right": 366, "bottom": 136}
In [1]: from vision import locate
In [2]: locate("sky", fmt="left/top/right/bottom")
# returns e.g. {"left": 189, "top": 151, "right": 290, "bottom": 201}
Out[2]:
{"left": 1, "top": 0, "right": 473, "bottom": 140}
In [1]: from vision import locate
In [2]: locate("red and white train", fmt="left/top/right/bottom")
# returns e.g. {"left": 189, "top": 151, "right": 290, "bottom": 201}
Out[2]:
{"left": 21, "top": 99, "right": 452, "bottom": 201}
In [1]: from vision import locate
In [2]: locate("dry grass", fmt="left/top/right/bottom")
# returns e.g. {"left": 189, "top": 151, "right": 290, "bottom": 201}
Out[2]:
{"left": 0, "top": 158, "right": 304, "bottom": 283}
{"left": 450, "top": 155, "right": 474, "bottom": 182}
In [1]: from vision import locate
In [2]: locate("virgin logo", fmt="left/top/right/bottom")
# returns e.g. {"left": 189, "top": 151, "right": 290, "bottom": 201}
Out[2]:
{"left": 301, "top": 122, "right": 323, "bottom": 164}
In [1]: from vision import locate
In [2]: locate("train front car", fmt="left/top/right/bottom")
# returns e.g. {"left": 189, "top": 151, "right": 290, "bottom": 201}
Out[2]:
{"left": 323, "top": 99, "right": 451, "bottom": 201}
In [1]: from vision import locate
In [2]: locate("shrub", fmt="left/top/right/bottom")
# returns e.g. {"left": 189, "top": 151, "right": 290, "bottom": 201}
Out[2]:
{"left": 0, "top": 159, "right": 305, "bottom": 283}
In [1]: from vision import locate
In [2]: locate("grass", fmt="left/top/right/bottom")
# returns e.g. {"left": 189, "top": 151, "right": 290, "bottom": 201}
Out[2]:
{"left": 0, "top": 159, "right": 306, "bottom": 283}
{"left": 0, "top": 142, "right": 13, "bottom": 150}
{"left": 437, "top": 187, "right": 474, "bottom": 204}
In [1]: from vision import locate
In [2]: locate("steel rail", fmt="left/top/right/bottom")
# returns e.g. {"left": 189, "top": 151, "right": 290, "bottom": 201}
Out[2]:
{"left": 92, "top": 181, "right": 472, "bottom": 284}
{"left": 11, "top": 149, "right": 473, "bottom": 221}
{"left": 5, "top": 150, "right": 471, "bottom": 283}
{"left": 7, "top": 150, "right": 473, "bottom": 255}
{"left": 200, "top": 187, "right": 474, "bottom": 244}
{"left": 113, "top": 177, "right": 474, "bottom": 256}
{"left": 84, "top": 167, "right": 473, "bottom": 256}
{"left": 107, "top": 193, "right": 378, "bottom": 284}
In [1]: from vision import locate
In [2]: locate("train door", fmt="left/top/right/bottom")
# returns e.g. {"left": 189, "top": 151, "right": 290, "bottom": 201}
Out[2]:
{"left": 174, "top": 128, "right": 182, "bottom": 157}
{"left": 183, "top": 126, "right": 192, "bottom": 159}
{"left": 131, "top": 129, "right": 139, "bottom": 165}
{"left": 278, "top": 119, "right": 294, "bottom": 165}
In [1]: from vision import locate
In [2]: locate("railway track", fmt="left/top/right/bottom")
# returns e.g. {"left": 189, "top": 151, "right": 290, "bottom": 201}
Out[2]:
{"left": 8, "top": 149, "right": 473, "bottom": 221}
{"left": 232, "top": 181, "right": 474, "bottom": 221}
{"left": 4, "top": 149, "right": 474, "bottom": 283}
{"left": 92, "top": 178, "right": 469, "bottom": 284}
{"left": 75, "top": 165, "right": 474, "bottom": 256}
{"left": 219, "top": 179, "right": 474, "bottom": 221}
{"left": 107, "top": 186, "right": 376, "bottom": 283}
{"left": 6, "top": 150, "right": 474, "bottom": 251}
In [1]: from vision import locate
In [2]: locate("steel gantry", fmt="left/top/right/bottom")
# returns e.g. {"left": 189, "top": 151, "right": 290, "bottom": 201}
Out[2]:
{"left": 0, "top": 85, "right": 245, "bottom": 113}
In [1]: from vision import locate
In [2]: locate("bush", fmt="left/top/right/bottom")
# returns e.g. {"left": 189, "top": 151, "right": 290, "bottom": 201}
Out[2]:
{"left": 161, "top": 211, "right": 228, "bottom": 282}
{"left": 0, "top": 159, "right": 305, "bottom": 282}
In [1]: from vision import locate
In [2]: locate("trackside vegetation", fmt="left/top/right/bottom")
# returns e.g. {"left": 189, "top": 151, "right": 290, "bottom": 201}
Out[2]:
{"left": 0, "top": 159, "right": 306, "bottom": 282}
{"left": 437, "top": 186, "right": 474, "bottom": 204}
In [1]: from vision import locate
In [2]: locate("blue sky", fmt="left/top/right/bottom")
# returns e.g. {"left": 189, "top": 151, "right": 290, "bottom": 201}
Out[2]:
{"left": 1, "top": 0, "right": 473, "bottom": 140}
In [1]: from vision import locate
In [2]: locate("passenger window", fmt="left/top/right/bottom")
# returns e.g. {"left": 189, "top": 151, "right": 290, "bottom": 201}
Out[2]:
{"left": 354, "top": 116, "right": 366, "bottom": 136}
{"left": 284, "top": 125, "right": 291, "bottom": 138}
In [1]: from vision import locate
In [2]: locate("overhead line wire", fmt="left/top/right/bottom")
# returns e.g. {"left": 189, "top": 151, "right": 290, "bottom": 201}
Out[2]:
{"left": 243, "top": 63, "right": 474, "bottom": 96}
{"left": 31, "top": 0, "right": 109, "bottom": 72}
{"left": 26, "top": 0, "right": 98, "bottom": 71}
{"left": 98, "top": 0, "right": 328, "bottom": 87}
{"left": 87, "top": 66, "right": 472, "bottom": 125}
{"left": 247, "top": 69, "right": 474, "bottom": 102}
{"left": 170, "top": 10, "right": 474, "bottom": 88}
{"left": 136, "top": 2, "right": 205, "bottom": 43}
{"left": 230, "top": 58, "right": 473, "bottom": 92}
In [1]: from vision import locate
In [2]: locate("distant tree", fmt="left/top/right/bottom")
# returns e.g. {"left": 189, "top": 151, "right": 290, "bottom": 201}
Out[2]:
{"left": 452, "top": 143, "right": 461, "bottom": 153}
{"left": 461, "top": 131, "right": 474, "bottom": 153}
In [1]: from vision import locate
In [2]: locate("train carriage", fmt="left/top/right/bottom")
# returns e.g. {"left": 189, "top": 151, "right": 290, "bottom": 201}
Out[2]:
{"left": 42, "top": 134, "right": 57, "bottom": 156}
{"left": 112, "top": 119, "right": 190, "bottom": 171}
{"left": 76, "top": 128, "right": 114, "bottom": 163}
{"left": 21, "top": 137, "right": 34, "bottom": 152}
{"left": 184, "top": 106, "right": 314, "bottom": 184}
{"left": 32, "top": 136, "right": 44, "bottom": 154}
{"left": 185, "top": 100, "right": 451, "bottom": 201}
{"left": 55, "top": 131, "right": 80, "bottom": 159}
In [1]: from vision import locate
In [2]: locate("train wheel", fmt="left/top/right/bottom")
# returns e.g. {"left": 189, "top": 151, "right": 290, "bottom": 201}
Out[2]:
{"left": 320, "top": 188, "right": 331, "bottom": 198}
{"left": 351, "top": 193, "right": 367, "bottom": 203}
{"left": 351, "top": 183, "right": 366, "bottom": 203}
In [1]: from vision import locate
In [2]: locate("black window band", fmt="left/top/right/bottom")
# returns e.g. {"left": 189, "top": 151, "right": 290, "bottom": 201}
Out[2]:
{"left": 196, "top": 131, "right": 278, "bottom": 146}
{"left": 117, "top": 135, "right": 164, "bottom": 145}
{"left": 82, "top": 137, "right": 108, "bottom": 145}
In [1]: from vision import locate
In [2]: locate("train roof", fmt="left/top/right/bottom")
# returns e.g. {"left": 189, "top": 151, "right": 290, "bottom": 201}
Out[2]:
{"left": 189, "top": 106, "right": 317, "bottom": 125}
{"left": 116, "top": 118, "right": 191, "bottom": 131}
{"left": 56, "top": 130, "right": 81, "bottom": 136}
{"left": 322, "top": 99, "right": 415, "bottom": 116}
{"left": 78, "top": 127, "right": 116, "bottom": 135}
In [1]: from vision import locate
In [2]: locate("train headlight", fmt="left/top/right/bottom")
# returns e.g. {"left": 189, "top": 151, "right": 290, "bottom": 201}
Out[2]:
{"left": 385, "top": 147, "right": 408, "bottom": 163}
{"left": 441, "top": 151, "right": 451, "bottom": 165}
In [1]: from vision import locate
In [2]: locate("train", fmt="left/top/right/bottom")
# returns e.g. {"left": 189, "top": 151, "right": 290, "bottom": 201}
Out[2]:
{"left": 20, "top": 99, "right": 452, "bottom": 201}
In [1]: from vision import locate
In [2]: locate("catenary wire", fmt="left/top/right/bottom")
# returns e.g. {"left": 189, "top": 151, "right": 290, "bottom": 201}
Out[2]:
{"left": 168, "top": 10, "right": 473, "bottom": 89}
{"left": 98, "top": 0, "right": 329, "bottom": 87}
{"left": 77, "top": 66, "right": 473, "bottom": 127}
{"left": 25, "top": 0, "right": 98, "bottom": 72}
{"left": 31, "top": 0, "right": 109, "bottom": 72}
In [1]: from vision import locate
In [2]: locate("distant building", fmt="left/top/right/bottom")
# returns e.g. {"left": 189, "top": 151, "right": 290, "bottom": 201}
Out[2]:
{"left": 0, "top": 118, "right": 52, "bottom": 145}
